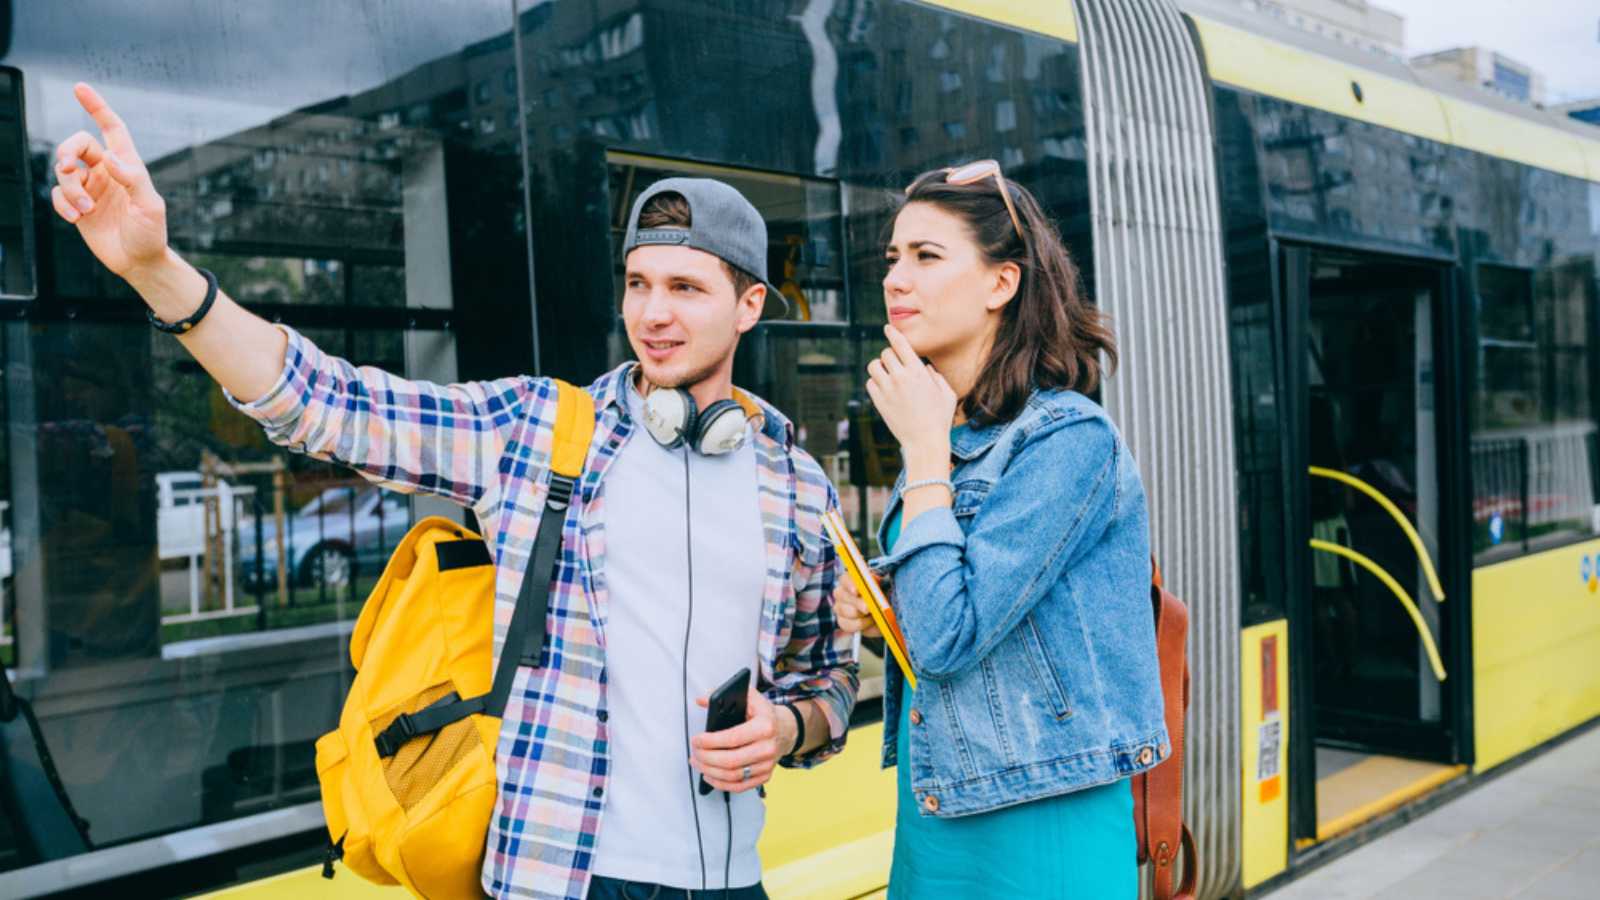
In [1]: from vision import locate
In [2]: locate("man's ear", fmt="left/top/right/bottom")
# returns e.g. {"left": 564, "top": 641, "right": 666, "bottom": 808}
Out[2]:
{"left": 734, "top": 283, "right": 766, "bottom": 334}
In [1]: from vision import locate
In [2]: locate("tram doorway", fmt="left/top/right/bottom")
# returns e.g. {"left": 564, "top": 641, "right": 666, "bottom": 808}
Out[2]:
{"left": 1280, "top": 247, "right": 1470, "bottom": 845}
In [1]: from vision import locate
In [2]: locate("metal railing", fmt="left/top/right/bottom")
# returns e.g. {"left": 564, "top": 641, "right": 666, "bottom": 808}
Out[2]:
{"left": 157, "top": 474, "right": 260, "bottom": 625}
{"left": 1471, "top": 422, "right": 1597, "bottom": 554}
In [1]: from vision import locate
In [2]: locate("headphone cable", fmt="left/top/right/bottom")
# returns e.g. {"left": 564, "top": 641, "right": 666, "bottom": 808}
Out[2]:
{"left": 682, "top": 445, "right": 708, "bottom": 892}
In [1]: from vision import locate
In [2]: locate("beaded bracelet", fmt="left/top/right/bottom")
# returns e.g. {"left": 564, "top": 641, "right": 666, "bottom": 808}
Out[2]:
{"left": 902, "top": 477, "right": 954, "bottom": 496}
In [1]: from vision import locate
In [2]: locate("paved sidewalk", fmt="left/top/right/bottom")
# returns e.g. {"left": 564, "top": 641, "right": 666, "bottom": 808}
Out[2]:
{"left": 1264, "top": 724, "right": 1600, "bottom": 899}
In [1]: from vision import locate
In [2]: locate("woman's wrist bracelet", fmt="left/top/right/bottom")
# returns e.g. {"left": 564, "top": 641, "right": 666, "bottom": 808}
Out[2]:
{"left": 902, "top": 477, "right": 954, "bottom": 496}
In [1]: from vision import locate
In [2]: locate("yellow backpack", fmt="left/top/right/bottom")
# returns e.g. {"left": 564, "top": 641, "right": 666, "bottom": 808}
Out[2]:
{"left": 314, "top": 380, "right": 595, "bottom": 899}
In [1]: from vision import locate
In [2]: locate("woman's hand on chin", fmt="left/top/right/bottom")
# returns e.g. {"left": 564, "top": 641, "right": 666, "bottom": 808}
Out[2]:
{"left": 865, "top": 324, "right": 958, "bottom": 472}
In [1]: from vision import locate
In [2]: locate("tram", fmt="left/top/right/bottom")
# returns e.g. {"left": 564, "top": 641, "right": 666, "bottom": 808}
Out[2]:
{"left": 0, "top": 1, "right": 1596, "bottom": 898}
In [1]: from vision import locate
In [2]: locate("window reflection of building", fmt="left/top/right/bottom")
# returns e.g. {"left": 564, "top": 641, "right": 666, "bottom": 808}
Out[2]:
{"left": 0, "top": 0, "right": 532, "bottom": 879}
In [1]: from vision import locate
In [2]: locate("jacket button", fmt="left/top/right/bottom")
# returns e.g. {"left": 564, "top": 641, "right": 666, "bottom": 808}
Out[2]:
{"left": 923, "top": 794, "right": 940, "bottom": 813}
{"left": 597, "top": 710, "right": 609, "bottom": 723}
{"left": 592, "top": 786, "right": 604, "bottom": 798}
{"left": 1138, "top": 747, "right": 1155, "bottom": 765}
{"left": 909, "top": 708, "right": 923, "bottom": 726}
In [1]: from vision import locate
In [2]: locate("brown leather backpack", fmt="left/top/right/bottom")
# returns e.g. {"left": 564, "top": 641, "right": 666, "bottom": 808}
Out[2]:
{"left": 1131, "top": 560, "right": 1198, "bottom": 900}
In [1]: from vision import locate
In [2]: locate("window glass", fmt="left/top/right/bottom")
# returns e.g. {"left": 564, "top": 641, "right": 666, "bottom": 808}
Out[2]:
{"left": 510, "top": 0, "right": 1088, "bottom": 716}
{"left": 1472, "top": 262, "right": 1599, "bottom": 562}
{"left": 0, "top": 0, "right": 528, "bottom": 883}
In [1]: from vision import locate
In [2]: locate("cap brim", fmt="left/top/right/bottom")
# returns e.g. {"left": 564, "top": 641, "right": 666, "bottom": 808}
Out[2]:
{"left": 764, "top": 281, "right": 792, "bottom": 317}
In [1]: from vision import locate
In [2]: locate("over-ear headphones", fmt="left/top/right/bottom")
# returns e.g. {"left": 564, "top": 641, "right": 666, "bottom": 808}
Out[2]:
{"left": 640, "top": 384, "right": 754, "bottom": 456}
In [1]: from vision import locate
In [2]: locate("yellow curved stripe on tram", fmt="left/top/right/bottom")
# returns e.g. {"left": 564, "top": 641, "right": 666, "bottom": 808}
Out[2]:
{"left": 1308, "top": 539, "right": 1447, "bottom": 682}
{"left": 1190, "top": 15, "right": 1596, "bottom": 182}
{"left": 1194, "top": 17, "right": 1450, "bottom": 144}
{"left": 923, "top": 0, "right": 1078, "bottom": 42}
{"left": 1308, "top": 466, "right": 1445, "bottom": 603}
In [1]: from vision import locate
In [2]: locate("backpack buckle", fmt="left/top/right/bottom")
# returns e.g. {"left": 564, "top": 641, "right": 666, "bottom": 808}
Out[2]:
{"left": 322, "top": 832, "right": 346, "bottom": 879}
{"left": 374, "top": 714, "right": 417, "bottom": 758}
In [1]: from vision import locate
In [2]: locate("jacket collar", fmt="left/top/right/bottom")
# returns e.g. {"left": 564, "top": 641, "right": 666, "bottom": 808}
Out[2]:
{"left": 950, "top": 417, "right": 1007, "bottom": 462}
{"left": 590, "top": 361, "right": 796, "bottom": 449}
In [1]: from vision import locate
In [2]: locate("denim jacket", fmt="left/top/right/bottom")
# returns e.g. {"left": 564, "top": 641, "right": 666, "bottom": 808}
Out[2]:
{"left": 872, "top": 388, "right": 1169, "bottom": 818}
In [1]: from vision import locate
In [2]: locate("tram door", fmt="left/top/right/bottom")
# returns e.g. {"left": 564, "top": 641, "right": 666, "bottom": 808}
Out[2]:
{"left": 1281, "top": 247, "right": 1466, "bottom": 842}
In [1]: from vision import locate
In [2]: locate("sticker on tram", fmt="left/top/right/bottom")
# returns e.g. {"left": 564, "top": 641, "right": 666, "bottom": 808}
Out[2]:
{"left": 1258, "top": 720, "right": 1282, "bottom": 781}
{"left": 1583, "top": 554, "right": 1600, "bottom": 594}
{"left": 1256, "top": 635, "right": 1283, "bottom": 803}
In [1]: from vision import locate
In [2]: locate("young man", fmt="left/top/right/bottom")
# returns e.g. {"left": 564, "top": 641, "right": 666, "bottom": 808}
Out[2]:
{"left": 51, "top": 82, "right": 857, "bottom": 900}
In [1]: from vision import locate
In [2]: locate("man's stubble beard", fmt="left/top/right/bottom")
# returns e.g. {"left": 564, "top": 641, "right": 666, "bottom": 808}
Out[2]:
{"left": 637, "top": 347, "right": 732, "bottom": 393}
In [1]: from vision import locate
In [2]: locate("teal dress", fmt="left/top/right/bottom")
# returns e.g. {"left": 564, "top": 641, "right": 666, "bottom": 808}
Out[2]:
{"left": 883, "top": 511, "right": 1136, "bottom": 900}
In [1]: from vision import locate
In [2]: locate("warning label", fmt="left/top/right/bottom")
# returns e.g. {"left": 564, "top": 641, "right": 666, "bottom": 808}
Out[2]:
{"left": 1257, "top": 717, "right": 1282, "bottom": 782}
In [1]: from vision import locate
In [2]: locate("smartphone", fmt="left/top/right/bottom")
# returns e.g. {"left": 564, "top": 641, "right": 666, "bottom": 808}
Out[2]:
{"left": 698, "top": 667, "right": 751, "bottom": 796}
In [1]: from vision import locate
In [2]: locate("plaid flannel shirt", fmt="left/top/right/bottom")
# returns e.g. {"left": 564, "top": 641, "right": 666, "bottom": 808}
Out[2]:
{"left": 228, "top": 326, "right": 858, "bottom": 900}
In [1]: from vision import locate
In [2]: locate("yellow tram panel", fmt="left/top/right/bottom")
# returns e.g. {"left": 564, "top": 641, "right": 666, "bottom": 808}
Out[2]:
{"left": 1582, "top": 138, "right": 1600, "bottom": 184}
{"left": 1190, "top": 15, "right": 1599, "bottom": 182}
{"left": 1436, "top": 95, "right": 1589, "bottom": 186}
{"left": 1472, "top": 540, "right": 1600, "bottom": 772}
{"left": 1240, "top": 620, "right": 1290, "bottom": 890}
{"left": 1191, "top": 17, "right": 1451, "bottom": 145}
{"left": 932, "top": 0, "right": 1078, "bottom": 42}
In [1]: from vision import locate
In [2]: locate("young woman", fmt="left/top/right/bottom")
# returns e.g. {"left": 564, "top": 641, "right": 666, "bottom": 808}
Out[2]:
{"left": 836, "top": 161, "right": 1169, "bottom": 898}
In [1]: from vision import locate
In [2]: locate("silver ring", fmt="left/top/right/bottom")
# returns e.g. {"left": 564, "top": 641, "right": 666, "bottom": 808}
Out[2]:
{"left": 741, "top": 765, "right": 751, "bottom": 781}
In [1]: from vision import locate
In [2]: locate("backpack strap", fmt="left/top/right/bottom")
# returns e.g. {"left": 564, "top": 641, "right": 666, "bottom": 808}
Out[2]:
{"left": 487, "top": 380, "right": 594, "bottom": 708}
{"left": 375, "top": 380, "right": 596, "bottom": 757}
{"left": 1132, "top": 556, "right": 1197, "bottom": 900}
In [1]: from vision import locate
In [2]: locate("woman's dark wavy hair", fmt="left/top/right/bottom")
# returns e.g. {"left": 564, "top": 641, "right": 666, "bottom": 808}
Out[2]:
{"left": 895, "top": 167, "right": 1116, "bottom": 425}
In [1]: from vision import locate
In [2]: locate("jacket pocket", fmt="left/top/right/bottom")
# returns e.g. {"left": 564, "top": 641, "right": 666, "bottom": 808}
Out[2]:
{"left": 951, "top": 482, "right": 990, "bottom": 518}
{"left": 1019, "top": 615, "right": 1073, "bottom": 720}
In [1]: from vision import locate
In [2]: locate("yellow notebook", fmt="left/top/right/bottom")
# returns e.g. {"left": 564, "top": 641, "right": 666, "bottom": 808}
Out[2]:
{"left": 822, "top": 509, "right": 917, "bottom": 689}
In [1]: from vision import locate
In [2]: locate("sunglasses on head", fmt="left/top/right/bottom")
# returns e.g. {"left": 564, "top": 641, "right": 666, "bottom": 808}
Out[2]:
{"left": 907, "top": 159, "right": 1025, "bottom": 239}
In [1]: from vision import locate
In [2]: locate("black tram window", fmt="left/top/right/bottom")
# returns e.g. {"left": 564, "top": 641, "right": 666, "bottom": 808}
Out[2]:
{"left": 1471, "top": 262, "right": 1600, "bottom": 563}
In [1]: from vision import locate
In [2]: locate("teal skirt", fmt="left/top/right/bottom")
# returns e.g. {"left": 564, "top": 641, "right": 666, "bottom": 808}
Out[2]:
{"left": 888, "top": 685, "right": 1137, "bottom": 899}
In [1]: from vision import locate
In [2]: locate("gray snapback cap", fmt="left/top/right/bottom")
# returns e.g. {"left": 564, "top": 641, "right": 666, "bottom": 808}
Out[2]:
{"left": 621, "top": 177, "right": 789, "bottom": 314}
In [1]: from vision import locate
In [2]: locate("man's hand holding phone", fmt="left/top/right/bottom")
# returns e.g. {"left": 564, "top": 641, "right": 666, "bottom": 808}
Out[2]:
{"left": 689, "top": 670, "right": 793, "bottom": 795}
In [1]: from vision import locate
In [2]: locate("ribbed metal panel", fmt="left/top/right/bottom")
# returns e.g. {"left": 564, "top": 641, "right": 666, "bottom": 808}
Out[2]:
{"left": 1070, "top": 1, "right": 1242, "bottom": 897}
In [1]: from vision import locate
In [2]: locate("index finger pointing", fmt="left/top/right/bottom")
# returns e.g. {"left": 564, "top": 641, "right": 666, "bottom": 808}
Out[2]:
{"left": 74, "top": 83, "right": 140, "bottom": 161}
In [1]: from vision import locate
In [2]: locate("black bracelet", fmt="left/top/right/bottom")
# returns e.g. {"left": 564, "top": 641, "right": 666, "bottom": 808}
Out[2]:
{"left": 146, "top": 266, "right": 219, "bottom": 335}
{"left": 782, "top": 702, "right": 806, "bottom": 758}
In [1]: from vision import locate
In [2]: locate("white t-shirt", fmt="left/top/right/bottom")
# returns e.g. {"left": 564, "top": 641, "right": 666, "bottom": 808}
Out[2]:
{"left": 589, "top": 379, "right": 768, "bottom": 890}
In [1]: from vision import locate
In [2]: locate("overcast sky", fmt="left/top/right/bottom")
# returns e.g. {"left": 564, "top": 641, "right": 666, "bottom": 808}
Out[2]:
{"left": 1379, "top": 0, "right": 1600, "bottom": 103}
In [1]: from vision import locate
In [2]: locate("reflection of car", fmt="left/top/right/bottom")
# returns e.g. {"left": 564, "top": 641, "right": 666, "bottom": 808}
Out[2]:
{"left": 238, "top": 487, "right": 410, "bottom": 591}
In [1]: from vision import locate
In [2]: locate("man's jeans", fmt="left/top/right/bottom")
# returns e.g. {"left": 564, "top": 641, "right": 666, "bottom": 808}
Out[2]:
{"left": 586, "top": 875, "right": 769, "bottom": 900}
